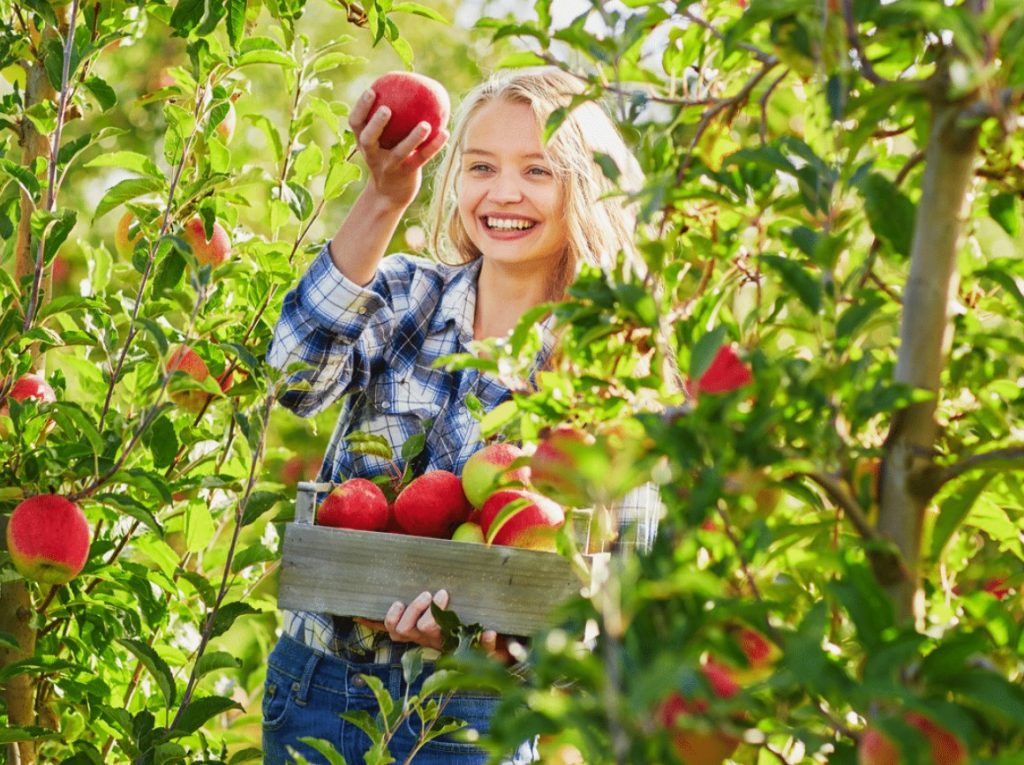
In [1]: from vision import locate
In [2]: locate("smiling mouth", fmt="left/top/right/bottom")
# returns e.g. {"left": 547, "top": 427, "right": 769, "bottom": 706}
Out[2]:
{"left": 483, "top": 216, "right": 537, "bottom": 231}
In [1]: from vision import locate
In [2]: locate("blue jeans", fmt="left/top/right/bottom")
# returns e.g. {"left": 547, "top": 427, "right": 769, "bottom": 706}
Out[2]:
{"left": 262, "top": 634, "right": 535, "bottom": 764}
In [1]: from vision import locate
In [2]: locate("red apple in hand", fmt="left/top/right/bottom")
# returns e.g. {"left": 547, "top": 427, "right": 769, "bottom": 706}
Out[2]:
{"left": 7, "top": 495, "right": 91, "bottom": 585}
{"left": 859, "top": 712, "right": 967, "bottom": 765}
{"left": 479, "top": 489, "right": 565, "bottom": 550}
{"left": 317, "top": 478, "right": 390, "bottom": 531}
{"left": 393, "top": 470, "right": 471, "bottom": 537}
{"left": 181, "top": 216, "right": 231, "bottom": 267}
{"left": 461, "top": 442, "right": 530, "bottom": 509}
{"left": 367, "top": 71, "right": 450, "bottom": 150}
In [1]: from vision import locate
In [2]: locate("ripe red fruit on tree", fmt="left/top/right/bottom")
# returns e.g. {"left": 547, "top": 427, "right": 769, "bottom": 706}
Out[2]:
{"left": 7, "top": 373, "right": 56, "bottom": 407}
{"left": 529, "top": 426, "right": 595, "bottom": 508}
{"left": 367, "top": 71, "right": 450, "bottom": 150}
{"left": 693, "top": 345, "right": 752, "bottom": 395}
{"left": 655, "top": 659, "right": 742, "bottom": 765}
{"left": 181, "top": 216, "right": 231, "bottom": 267}
{"left": 859, "top": 713, "right": 967, "bottom": 765}
{"left": 166, "top": 345, "right": 212, "bottom": 412}
{"left": 393, "top": 470, "right": 471, "bottom": 537}
{"left": 316, "top": 478, "right": 389, "bottom": 532}
{"left": 461, "top": 442, "right": 530, "bottom": 508}
{"left": 479, "top": 489, "right": 565, "bottom": 550}
{"left": 6, "top": 495, "right": 91, "bottom": 585}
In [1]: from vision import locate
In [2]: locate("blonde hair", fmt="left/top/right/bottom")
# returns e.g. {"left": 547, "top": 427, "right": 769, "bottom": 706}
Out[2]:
{"left": 427, "top": 67, "right": 645, "bottom": 298}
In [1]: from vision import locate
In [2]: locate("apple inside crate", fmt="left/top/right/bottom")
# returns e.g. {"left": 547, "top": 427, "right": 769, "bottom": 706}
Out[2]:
{"left": 278, "top": 481, "right": 605, "bottom": 637}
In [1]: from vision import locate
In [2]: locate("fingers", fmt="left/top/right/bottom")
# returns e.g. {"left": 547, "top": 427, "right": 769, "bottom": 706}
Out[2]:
{"left": 383, "top": 590, "right": 449, "bottom": 648}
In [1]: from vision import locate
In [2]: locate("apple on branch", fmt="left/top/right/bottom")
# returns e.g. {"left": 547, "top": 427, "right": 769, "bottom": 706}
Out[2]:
{"left": 7, "top": 495, "right": 91, "bottom": 585}
{"left": 317, "top": 478, "right": 389, "bottom": 532}
{"left": 393, "top": 469, "right": 471, "bottom": 538}
{"left": 461, "top": 441, "right": 530, "bottom": 509}
{"left": 1, "top": 372, "right": 57, "bottom": 437}
{"left": 859, "top": 712, "right": 967, "bottom": 765}
{"left": 655, "top": 658, "right": 743, "bottom": 765}
{"left": 479, "top": 489, "right": 565, "bottom": 551}
{"left": 181, "top": 216, "right": 231, "bottom": 268}
{"left": 367, "top": 71, "right": 450, "bottom": 150}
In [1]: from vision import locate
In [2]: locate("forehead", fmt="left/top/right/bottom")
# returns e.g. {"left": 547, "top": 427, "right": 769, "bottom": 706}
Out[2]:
{"left": 462, "top": 99, "right": 548, "bottom": 159}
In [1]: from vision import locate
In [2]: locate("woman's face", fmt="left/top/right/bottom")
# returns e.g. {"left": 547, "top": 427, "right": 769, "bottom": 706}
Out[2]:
{"left": 457, "top": 99, "right": 569, "bottom": 272}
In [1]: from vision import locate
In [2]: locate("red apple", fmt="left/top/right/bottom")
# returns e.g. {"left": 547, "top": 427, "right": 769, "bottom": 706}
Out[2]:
{"left": 6, "top": 373, "right": 56, "bottom": 407}
{"left": 461, "top": 442, "right": 530, "bottom": 509}
{"left": 367, "top": 71, "right": 450, "bottom": 150}
{"left": 6, "top": 495, "right": 91, "bottom": 585}
{"left": 166, "top": 345, "right": 212, "bottom": 412}
{"left": 529, "top": 426, "right": 595, "bottom": 508}
{"left": 479, "top": 489, "right": 565, "bottom": 550}
{"left": 317, "top": 478, "right": 389, "bottom": 532}
{"left": 393, "top": 470, "right": 471, "bottom": 538}
{"left": 181, "top": 216, "right": 231, "bottom": 267}
{"left": 114, "top": 211, "right": 143, "bottom": 259}
{"left": 859, "top": 713, "right": 967, "bottom": 765}
{"left": 692, "top": 345, "right": 753, "bottom": 396}
{"left": 655, "top": 659, "right": 742, "bottom": 765}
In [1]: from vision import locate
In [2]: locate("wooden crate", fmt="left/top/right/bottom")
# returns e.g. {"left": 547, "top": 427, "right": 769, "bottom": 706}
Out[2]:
{"left": 277, "top": 481, "right": 604, "bottom": 636}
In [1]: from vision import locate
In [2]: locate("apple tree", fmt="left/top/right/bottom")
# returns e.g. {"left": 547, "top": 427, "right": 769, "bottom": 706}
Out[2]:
{"left": 428, "top": 1, "right": 1024, "bottom": 763}
{"left": 0, "top": 1, "right": 459, "bottom": 763}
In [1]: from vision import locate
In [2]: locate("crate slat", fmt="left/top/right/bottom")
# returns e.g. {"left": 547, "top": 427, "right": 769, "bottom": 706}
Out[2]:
{"left": 278, "top": 523, "right": 600, "bottom": 636}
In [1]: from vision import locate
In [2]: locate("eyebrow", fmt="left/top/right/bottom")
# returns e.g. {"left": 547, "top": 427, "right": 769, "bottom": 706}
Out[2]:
{"left": 463, "top": 148, "right": 549, "bottom": 161}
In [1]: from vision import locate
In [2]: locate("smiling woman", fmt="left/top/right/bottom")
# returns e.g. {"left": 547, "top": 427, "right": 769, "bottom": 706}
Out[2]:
{"left": 264, "top": 66, "right": 658, "bottom": 764}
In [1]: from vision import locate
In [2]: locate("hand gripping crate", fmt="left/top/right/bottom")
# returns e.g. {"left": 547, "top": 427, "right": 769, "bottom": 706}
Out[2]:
{"left": 277, "top": 481, "right": 606, "bottom": 636}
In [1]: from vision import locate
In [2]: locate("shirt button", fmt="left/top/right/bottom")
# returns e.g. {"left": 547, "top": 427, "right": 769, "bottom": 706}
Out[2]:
{"left": 351, "top": 675, "right": 367, "bottom": 688}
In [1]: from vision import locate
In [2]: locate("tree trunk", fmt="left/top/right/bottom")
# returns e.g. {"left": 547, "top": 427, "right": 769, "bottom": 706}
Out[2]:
{"left": 877, "top": 95, "right": 981, "bottom": 623}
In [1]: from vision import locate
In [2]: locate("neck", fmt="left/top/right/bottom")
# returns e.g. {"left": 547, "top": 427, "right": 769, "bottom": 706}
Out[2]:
{"left": 473, "top": 258, "right": 558, "bottom": 340}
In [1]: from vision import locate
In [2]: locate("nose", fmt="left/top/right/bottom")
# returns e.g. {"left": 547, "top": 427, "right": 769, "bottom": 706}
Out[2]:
{"left": 486, "top": 170, "right": 523, "bottom": 204}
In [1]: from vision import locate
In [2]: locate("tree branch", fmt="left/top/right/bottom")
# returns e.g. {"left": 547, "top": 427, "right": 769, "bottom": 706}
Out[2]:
{"left": 937, "top": 444, "right": 1024, "bottom": 488}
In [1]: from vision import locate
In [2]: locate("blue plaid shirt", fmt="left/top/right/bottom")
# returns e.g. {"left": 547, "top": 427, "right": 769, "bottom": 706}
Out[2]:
{"left": 268, "top": 243, "right": 662, "bottom": 658}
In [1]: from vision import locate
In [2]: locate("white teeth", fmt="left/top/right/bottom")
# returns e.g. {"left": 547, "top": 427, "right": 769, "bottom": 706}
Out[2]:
{"left": 486, "top": 217, "right": 535, "bottom": 231}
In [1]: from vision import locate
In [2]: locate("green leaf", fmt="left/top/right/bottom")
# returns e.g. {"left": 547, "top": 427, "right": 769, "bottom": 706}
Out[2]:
{"left": 95, "top": 493, "right": 163, "bottom": 535}
{"left": 930, "top": 474, "right": 993, "bottom": 561}
{"left": 688, "top": 326, "right": 728, "bottom": 380}
{"left": 86, "top": 151, "right": 164, "bottom": 179}
{"left": 195, "top": 651, "right": 242, "bottom": 679}
{"left": 143, "top": 415, "right": 179, "bottom": 469}
{"left": 209, "top": 602, "right": 261, "bottom": 638}
{"left": 391, "top": 3, "right": 449, "bottom": 23}
{"left": 0, "top": 158, "right": 41, "bottom": 197}
{"left": 295, "top": 738, "right": 348, "bottom": 765}
{"left": 171, "top": 695, "right": 243, "bottom": 735}
{"left": 49, "top": 402, "right": 104, "bottom": 455}
{"left": 241, "top": 490, "right": 286, "bottom": 527}
{"left": 93, "top": 177, "right": 165, "bottom": 220}
{"left": 118, "top": 638, "right": 176, "bottom": 708}
{"left": 760, "top": 253, "right": 822, "bottom": 313}
{"left": 860, "top": 173, "right": 915, "bottom": 257}
{"left": 83, "top": 75, "right": 117, "bottom": 111}
{"left": 184, "top": 500, "right": 215, "bottom": 553}
{"left": 989, "top": 193, "right": 1020, "bottom": 237}
{"left": 227, "top": 0, "right": 247, "bottom": 50}
{"left": 401, "top": 431, "right": 426, "bottom": 462}
{"left": 479, "top": 400, "right": 518, "bottom": 437}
